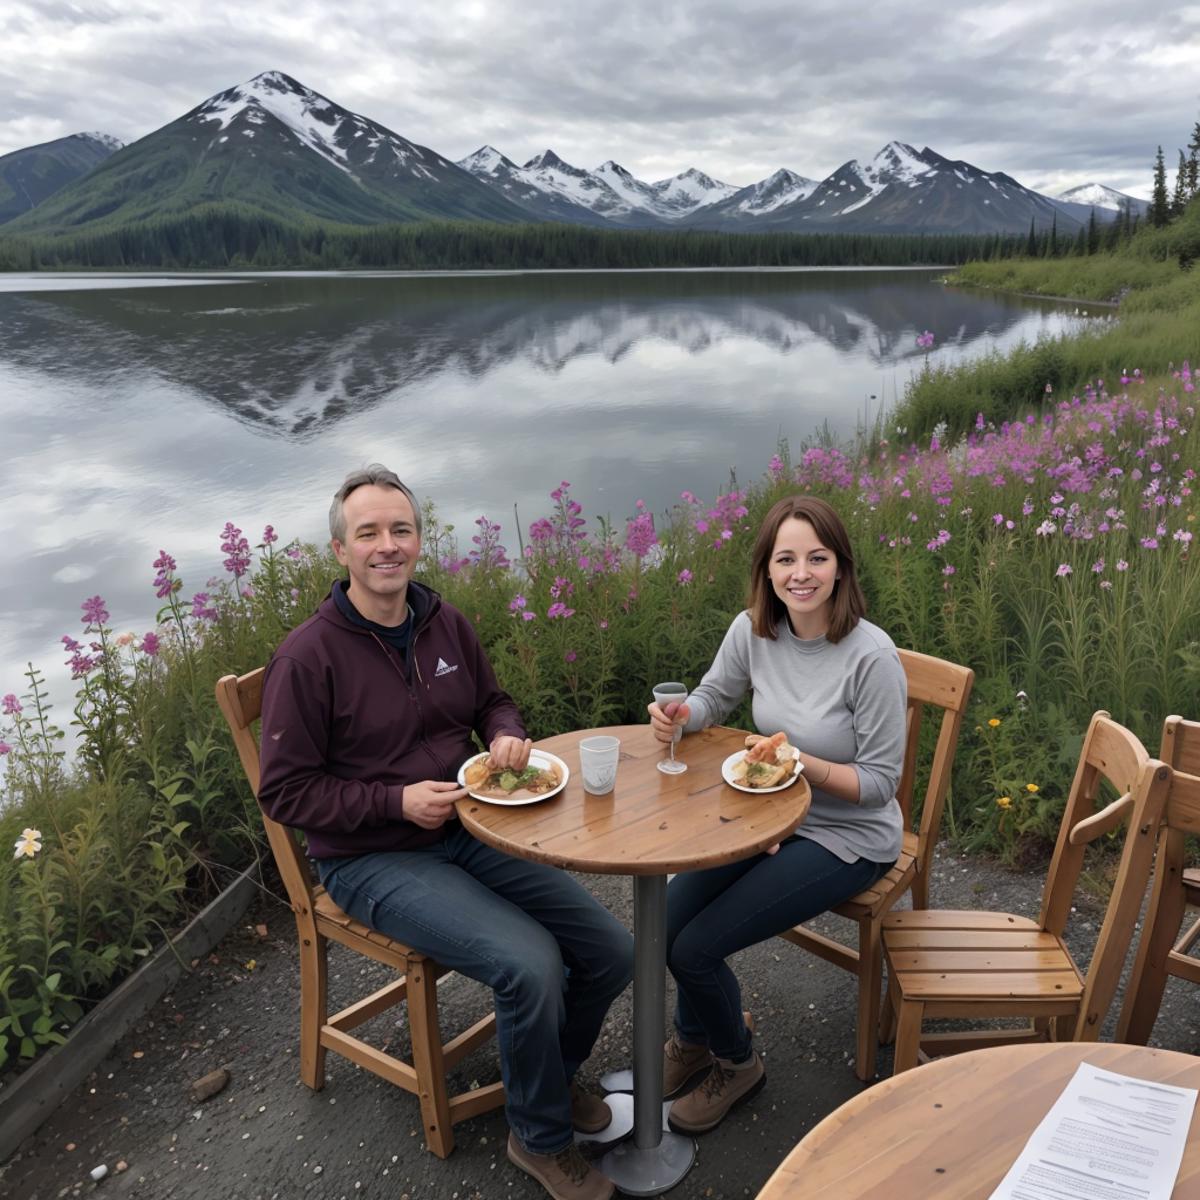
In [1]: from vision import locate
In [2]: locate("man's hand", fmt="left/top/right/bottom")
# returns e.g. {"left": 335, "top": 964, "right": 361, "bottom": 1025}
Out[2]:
{"left": 488, "top": 735, "right": 533, "bottom": 771}
{"left": 402, "top": 780, "right": 466, "bottom": 829}
{"left": 648, "top": 700, "right": 690, "bottom": 744}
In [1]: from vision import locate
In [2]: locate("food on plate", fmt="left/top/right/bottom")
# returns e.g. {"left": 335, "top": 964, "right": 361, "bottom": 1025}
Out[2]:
{"left": 732, "top": 732, "right": 798, "bottom": 789}
{"left": 462, "top": 755, "right": 562, "bottom": 800}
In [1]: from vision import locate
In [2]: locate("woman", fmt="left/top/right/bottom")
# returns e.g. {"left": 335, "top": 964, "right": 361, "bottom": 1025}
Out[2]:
{"left": 647, "top": 495, "right": 906, "bottom": 1134}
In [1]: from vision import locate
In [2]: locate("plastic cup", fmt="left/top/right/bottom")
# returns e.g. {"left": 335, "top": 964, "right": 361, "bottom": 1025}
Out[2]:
{"left": 579, "top": 735, "right": 621, "bottom": 795}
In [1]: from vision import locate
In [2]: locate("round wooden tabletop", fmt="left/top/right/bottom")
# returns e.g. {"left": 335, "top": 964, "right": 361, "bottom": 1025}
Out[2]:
{"left": 755, "top": 1042, "right": 1200, "bottom": 1200}
{"left": 457, "top": 724, "right": 811, "bottom": 876}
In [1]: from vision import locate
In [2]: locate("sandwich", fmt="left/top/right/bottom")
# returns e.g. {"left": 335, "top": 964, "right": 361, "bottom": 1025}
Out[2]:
{"left": 730, "top": 732, "right": 798, "bottom": 789}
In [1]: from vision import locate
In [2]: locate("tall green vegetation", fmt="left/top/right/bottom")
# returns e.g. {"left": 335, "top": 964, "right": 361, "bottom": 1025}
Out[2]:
{"left": 895, "top": 188, "right": 1200, "bottom": 440}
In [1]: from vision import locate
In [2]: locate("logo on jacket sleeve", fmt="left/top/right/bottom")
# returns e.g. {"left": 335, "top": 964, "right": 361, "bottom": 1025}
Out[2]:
{"left": 434, "top": 657, "right": 458, "bottom": 677}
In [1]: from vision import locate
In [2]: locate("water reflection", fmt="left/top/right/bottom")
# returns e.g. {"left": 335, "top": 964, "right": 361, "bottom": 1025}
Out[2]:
{"left": 1, "top": 270, "right": 1064, "bottom": 440}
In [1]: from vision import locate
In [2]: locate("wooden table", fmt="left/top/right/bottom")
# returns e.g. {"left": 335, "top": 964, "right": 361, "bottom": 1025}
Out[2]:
{"left": 755, "top": 1042, "right": 1200, "bottom": 1199}
{"left": 459, "top": 724, "right": 811, "bottom": 1196}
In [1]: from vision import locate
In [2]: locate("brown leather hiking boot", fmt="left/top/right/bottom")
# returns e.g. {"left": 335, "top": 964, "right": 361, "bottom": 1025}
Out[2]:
{"left": 662, "top": 1009, "right": 755, "bottom": 1098}
{"left": 667, "top": 1050, "right": 766, "bottom": 1134}
{"left": 662, "top": 1031, "right": 713, "bottom": 1098}
{"left": 507, "top": 1133, "right": 614, "bottom": 1200}
{"left": 570, "top": 1083, "right": 613, "bottom": 1133}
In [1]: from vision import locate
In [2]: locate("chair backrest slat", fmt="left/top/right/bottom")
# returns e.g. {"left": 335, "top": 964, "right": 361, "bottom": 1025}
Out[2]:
{"left": 1034, "top": 711, "right": 1169, "bottom": 1038}
{"left": 895, "top": 650, "right": 974, "bottom": 870}
{"left": 1162, "top": 716, "right": 1200, "bottom": 777}
{"left": 215, "top": 668, "right": 316, "bottom": 916}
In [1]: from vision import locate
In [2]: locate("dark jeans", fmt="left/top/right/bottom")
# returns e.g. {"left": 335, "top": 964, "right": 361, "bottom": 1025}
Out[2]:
{"left": 666, "top": 835, "right": 893, "bottom": 1062}
{"left": 318, "top": 823, "right": 633, "bottom": 1154}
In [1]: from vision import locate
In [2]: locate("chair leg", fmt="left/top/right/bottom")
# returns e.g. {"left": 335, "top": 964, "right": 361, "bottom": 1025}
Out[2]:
{"left": 910, "top": 869, "right": 930, "bottom": 912}
{"left": 1117, "top": 836, "right": 1188, "bottom": 1045}
{"left": 298, "top": 932, "right": 328, "bottom": 1090}
{"left": 854, "top": 920, "right": 883, "bottom": 1081}
{"left": 892, "top": 999, "right": 924, "bottom": 1075}
{"left": 879, "top": 970, "right": 899, "bottom": 1046}
{"left": 407, "top": 953, "right": 456, "bottom": 1159}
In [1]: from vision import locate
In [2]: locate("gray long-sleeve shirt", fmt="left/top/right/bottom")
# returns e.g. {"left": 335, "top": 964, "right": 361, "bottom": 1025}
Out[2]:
{"left": 683, "top": 611, "right": 906, "bottom": 864}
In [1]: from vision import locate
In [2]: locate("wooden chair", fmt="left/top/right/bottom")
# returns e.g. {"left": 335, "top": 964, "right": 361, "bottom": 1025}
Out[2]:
{"left": 1117, "top": 715, "right": 1200, "bottom": 1044}
{"left": 880, "top": 710, "right": 1170, "bottom": 1075}
{"left": 215, "top": 669, "right": 505, "bottom": 1157}
{"left": 777, "top": 648, "right": 974, "bottom": 1081}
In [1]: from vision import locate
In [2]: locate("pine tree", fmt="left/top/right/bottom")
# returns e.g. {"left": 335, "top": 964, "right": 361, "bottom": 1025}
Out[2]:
{"left": 1025, "top": 217, "right": 1037, "bottom": 256}
{"left": 1150, "top": 145, "right": 1171, "bottom": 227}
{"left": 1173, "top": 149, "right": 1189, "bottom": 216}
{"left": 1087, "top": 208, "right": 1099, "bottom": 255}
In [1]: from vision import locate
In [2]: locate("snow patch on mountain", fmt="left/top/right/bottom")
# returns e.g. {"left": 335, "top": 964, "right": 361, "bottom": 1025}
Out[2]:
{"left": 77, "top": 132, "right": 124, "bottom": 152}
{"left": 1055, "top": 183, "right": 1142, "bottom": 212}
{"left": 735, "top": 168, "right": 818, "bottom": 214}
{"left": 651, "top": 168, "right": 738, "bottom": 215}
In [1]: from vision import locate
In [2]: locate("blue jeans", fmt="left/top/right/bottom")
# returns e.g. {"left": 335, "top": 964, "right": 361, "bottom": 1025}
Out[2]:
{"left": 666, "top": 835, "right": 892, "bottom": 1062}
{"left": 317, "top": 823, "right": 633, "bottom": 1155}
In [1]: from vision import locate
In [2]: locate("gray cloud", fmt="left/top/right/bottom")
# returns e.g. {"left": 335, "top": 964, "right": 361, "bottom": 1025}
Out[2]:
{"left": 3, "top": 0, "right": 1196, "bottom": 196}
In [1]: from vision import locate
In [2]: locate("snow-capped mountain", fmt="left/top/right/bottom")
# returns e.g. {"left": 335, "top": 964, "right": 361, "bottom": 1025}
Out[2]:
{"left": 0, "top": 132, "right": 124, "bottom": 224}
{"left": 461, "top": 148, "right": 737, "bottom": 225}
{"left": 688, "top": 141, "right": 1087, "bottom": 235}
{"left": 9, "top": 71, "right": 526, "bottom": 235}
{"left": 1055, "top": 183, "right": 1148, "bottom": 215}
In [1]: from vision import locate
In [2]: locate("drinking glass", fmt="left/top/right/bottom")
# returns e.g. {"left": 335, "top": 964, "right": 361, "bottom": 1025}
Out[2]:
{"left": 652, "top": 681, "right": 689, "bottom": 775}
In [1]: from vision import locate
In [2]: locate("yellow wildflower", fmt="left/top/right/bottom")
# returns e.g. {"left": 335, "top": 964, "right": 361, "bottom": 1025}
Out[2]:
{"left": 996, "top": 796, "right": 1012, "bottom": 809}
{"left": 1025, "top": 783, "right": 1039, "bottom": 793}
{"left": 243, "top": 959, "right": 257, "bottom": 971}
{"left": 988, "top": 718, "right": 1001, "bottom": 728}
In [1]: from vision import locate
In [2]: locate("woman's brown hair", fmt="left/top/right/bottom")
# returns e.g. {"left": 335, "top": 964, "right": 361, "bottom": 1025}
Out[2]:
{"left": 748, "top": 496, "right": 867, "bottom": 643}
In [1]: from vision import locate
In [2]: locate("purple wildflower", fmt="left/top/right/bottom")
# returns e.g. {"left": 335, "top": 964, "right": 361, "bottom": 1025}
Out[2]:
{"left": 678, "top": 568, "right": 693, "bottom": 585}
{"left": 1, "top": 693, "right": 20, "bottom": 716}
{"left": 262, "top": 525, "right": 278, "bottom": 545}
{"left": 220, "top": 522, "right": 251, "bottom": 578}
{"left": 81, "top": 595, "right": 109, "bottom": 626}
{"left": 142, "top": 632, "right": 161, "bottom": 657}
{"left": 152, "top": 549, "right": 178, "bottom": 599}
{"left": 0, "top": 741, "right": 10, "bottom": 755}
{"left": 547, "top": 602, "right": 575, "bottom": 620}
{"left": 509, "top": 594, "right": 528, "bottom": 612}
{"left": 1055, "top": 563, "right": 1073, "bottom": 577}
{"left": 625, "top": 511, "right": 658, "bottom": 559}
{"left": 916, "top": 330, "right": 935, "bottom": 350}
{"left": 564, "top": 650, "right": 577, "bottom": 664}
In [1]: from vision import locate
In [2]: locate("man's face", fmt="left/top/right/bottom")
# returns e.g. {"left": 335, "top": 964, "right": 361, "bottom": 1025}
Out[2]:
{"left": 331, "top": 484, "right": 421, "bottom": 621}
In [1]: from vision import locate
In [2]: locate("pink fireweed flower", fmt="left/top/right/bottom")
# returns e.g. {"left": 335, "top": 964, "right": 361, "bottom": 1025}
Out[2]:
{"left": 916, "top": 330, "right": 935, "bottom": 350}
{"left": 220, "top": 522, "right": 251, "bottom": 578}
{"left": 0, "top": 741, "right": 11, "bottom": 756}
{"left": 625, "top": 511, "right": 658, "bottom": 559}
{"left": 262, "top": 525, "right": 278, "bottom": 545}
{"left": 521, "top": 611, "right": 536, "bottom": 622}
{"left": 190, "top": 592, "right": 219, "bottom": 621}
{"left": 678, "top": 568, "right": 693, "bottom": 585}
{"left": 1, "top": 693, "right": 20, "bottom": 716}
{"left": 942, "top": 564, "right": 956, "bottom": 576}
{"left": 547, "top": 602, "right": 575, "bottom": 620}
{"left": 599, "top": 619, "right": 609, "bottom": 630}
{"left": 1055, "top": 563, "right": 1072, "bottom": 577}
{"left": 1174, "top": 529, "right": 1194, "bottom": 545}
{"left": 142, "top": 632, "right": 161, "bottom": 656}
{"left": 1035, "top": 520, "right": 1057, "bottom": 536}
{"left": 152, "top": 549, "right": 179, "bottom": 599}
{"left": 1091, "top": 559, "right": 1105, "bottom": 573}
{"left": 768, "top": 454, "right": 784, "bottom": 477}
{"left": 1100, "top": 580, "right": 1113, "bottom": 590}
{"left": 564, "top": 650, "right": 577, "bottom": 664}
{"left": 1140, "top": 537, "right": 1159, "bottom": 550}
{"left": 509, "top": 594, "right": 527, "bottom": 612}
{"left": 925, "top": 530, "right": 951, "bottom": 551}
{"left": 81, "top": 595, "right": 109, "bottom": 626}
{"left": 285, "top": 545, "right": 302, "bottom": 560}
{"left": 1115, "top": 559, "right": 1129, "bottom": 571}
{"left": 550, "top": 576, "right": 574, "bottom": 600}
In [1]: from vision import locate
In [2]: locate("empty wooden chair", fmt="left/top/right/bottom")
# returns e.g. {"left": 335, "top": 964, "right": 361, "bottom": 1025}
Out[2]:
{"left": 1117, "top": 715, "right": 1200, "bottom": 1044}
{"left": 881, "top": 710, "right": 1170, "bottom": 1075}
{"left": 215, "top": 669, "right": 504, "bottom": 1158}
{"left": 777, "top": 649, "right": 974, "bottom": 1080}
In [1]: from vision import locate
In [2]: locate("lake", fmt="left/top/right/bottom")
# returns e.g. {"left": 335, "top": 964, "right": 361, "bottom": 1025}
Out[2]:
{"left": 0, "top": 267, "right": 1088, "bottom": 710}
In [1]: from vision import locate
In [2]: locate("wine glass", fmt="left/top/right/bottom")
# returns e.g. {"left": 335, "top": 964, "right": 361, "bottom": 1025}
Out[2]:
{"left": 652, "top": 681, "right": 689, "bottom": 775}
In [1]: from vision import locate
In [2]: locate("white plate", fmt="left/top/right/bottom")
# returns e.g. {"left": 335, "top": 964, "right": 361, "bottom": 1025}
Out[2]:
{"left": 721, "top": 747, "right": 804, "bottom": 794}
{"left": 457, "top": 750, "right": 570, "bottom": 806}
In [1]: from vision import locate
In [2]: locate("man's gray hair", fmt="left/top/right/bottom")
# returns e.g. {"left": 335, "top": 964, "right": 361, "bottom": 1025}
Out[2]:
{"left": 329, "top": 464, "right": 423, "bottom": 542}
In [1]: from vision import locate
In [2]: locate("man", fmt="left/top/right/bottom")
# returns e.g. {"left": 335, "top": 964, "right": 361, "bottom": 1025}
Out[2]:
{"left": 258, "top": 465, "right": 631, "bottom": 1200}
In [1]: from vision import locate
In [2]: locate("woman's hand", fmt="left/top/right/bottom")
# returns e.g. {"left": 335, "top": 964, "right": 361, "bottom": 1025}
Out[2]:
{"left": 648, "top": 699, "right": 690, "bottom": 744}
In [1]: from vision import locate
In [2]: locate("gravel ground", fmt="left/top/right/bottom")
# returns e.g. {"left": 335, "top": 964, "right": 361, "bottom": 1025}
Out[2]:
{"left": 4, "top": 844, "right": 1198, "bottom": 1200}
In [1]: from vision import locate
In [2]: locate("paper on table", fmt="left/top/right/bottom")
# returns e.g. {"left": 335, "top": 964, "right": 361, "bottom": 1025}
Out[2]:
{"left": 989, "top": 1061, "right": 1197, "bottom": 1200}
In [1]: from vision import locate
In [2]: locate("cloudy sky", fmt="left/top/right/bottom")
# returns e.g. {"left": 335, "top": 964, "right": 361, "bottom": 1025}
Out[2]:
{"left": 4, "top": 0, "right": 1197, "bottom": 197}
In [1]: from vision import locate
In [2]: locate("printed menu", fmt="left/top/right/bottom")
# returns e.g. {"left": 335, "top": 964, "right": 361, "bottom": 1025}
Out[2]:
{"left": 989, "top": 1062, "right": 1197, "bottom": 1200}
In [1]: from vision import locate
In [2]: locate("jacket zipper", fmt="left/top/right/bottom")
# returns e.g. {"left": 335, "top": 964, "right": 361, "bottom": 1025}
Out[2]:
{"left": 368, "top": 628, "right": 447, "bottom": 779}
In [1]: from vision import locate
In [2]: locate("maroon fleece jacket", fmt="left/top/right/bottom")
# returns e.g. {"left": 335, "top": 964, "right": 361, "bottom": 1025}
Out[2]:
{"left": 257, "top": 582, "right": 526, "bottom": 858}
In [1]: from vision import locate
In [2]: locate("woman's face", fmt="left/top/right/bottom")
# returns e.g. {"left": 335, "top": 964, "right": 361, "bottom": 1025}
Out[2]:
{"left": 768, "top": 516, "right": 839, "bottom": 637}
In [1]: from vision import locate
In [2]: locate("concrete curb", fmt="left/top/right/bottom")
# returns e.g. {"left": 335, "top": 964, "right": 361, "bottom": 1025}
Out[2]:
{"left": 0, "top": 868, "right": 258, "bottom": 1162}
